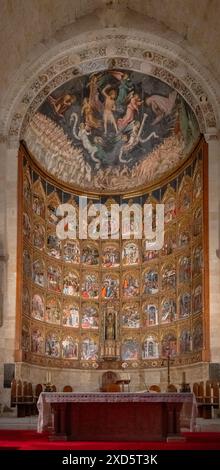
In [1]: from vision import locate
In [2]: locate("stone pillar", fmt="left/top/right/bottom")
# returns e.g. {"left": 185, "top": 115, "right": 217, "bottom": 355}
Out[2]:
{"left": 0, "top": 141, "right": 18, "bottom": 404}
{"left": 207, "top": 138, "right": 220, "bottom": 364}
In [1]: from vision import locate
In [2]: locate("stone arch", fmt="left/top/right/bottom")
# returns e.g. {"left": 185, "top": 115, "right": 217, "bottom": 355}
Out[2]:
{"left": 0, "top": 10, "right": 219, "bottom": 146}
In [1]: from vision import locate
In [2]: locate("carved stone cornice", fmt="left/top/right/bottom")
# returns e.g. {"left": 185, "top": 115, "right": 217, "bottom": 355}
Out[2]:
{"left": 204, "top": 130, "right": 220, "bottom": 142}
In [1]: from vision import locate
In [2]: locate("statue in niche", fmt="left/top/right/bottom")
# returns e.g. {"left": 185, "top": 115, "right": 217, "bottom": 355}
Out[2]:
{"left": 101, "top": 304, "right": 120, "bottom": 359}
{"left": 105, "top": 311, "right": 115, "bottom": 340}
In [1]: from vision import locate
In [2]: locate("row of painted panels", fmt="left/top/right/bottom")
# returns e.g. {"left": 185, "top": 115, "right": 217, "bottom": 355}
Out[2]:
{"left": 21, "top": 321, "right": 203, "bottom": 360}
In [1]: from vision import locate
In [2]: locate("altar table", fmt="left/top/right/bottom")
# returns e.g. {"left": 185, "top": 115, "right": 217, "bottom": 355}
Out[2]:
{"left": 37, "top": 392, "right": 196, "bottom": 441}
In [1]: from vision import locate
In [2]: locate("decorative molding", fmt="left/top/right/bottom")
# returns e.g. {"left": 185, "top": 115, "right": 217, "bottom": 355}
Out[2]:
{"left": 204, "top": 132, "right": 220, "bottom": 142}
{"left": 0, "top": 24, "right": 219, "bottom": 146}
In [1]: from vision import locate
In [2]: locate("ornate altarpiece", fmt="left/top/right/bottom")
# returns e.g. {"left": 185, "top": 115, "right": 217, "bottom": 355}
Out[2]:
{"left": 16, "top": 137, "right": 209, "bottom": 371}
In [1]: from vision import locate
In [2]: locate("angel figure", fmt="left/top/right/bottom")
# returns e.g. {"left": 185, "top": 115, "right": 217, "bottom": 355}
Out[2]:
{"left": 145, "top": 91, "right": 177, "bottom": 125}
{"left": 109, "top": 70, "right": 134, "bottom": 107}
{"left": 81, "top": 98, "right": 101, "bottom": 129}
{"left": 47, "top": 93, "right": 75, "bottom": 117}
{"left": 117, "top": 93, "right": 143, "bottom": 130}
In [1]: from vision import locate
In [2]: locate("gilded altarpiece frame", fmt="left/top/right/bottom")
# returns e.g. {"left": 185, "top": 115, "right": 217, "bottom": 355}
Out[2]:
{"left": 16, "top": 138, "right": 209, "bottom": 370}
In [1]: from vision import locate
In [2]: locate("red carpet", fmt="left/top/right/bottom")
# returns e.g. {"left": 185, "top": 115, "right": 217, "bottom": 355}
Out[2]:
{"left": 0, "top": 430, "right": 220, "bottom": 450}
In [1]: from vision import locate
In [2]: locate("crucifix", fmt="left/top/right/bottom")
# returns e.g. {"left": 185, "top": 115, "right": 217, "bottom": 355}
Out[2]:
{"left": 163, "top": 345, "right": 172, "bottom": 391}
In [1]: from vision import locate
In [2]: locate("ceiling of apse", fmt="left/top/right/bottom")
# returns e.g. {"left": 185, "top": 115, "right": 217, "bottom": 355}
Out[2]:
{"left": 24, "top": 69, "right": 200, "bottom": 193}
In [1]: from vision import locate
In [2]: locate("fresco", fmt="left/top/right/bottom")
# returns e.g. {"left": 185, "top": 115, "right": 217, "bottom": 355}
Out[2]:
{"left": 122, "top": 272, "right": 140, "bottom": 298}
{"left": 81, "top": 245, "right": 99, "bottom": 266}
{"left": 162, "top": 264, "right": 176, "bottom": 290}
{"left": 81, "top": 304, "right": 99, "bottom": 329}
{"left": 142, "top": 336, "right": 159, "bottom": 358}
{"left": 121, "top": 303, "right": 140, "bottom": 328}
{"left": 143, "top": 246, "right": 158, "bottom": 262}
{"left": 193, "top": 246, "right": 203, "bottom": 276}
{"left": 23, "top": 213, "right": 31, "bottom": 238}
{"left": 193, "top": 323, "right": 203, "bottom": 350}
{"left": 193, "top": 207, "right": 202, "bottom": 236}
{"left": 45, "top": 297, "right": 61, "bottom": 324}
{"left": 22, "top": 286, "right": 30, "bottom": 316}
{"left": 81, "top": 338, "right": 98, "bottom": 361}
{"left": 82, "top": 273, "right": 99, "bottom": 299}
{"left": 179, "top": 292, "right": 191, "bottom": 318}
{"left": 180, "top": 330, "right": 191, "bottom": 354}
{"left": 143, "top": 303, "right": 158, "bottom": 326}
{"left": 179, "top": 256, "right": 191, "bottom": 283}
{"left": 62, "top": 337, "right": 78, "bottom": 359}
{"left": 31, "top": 329, "right": 44, "bottom": 354}
{"left": 101, "top": 274, "right": 119, "bottom": 299}
{"left": 24, "top": 70, "right": 199, "bottom": 193}
{"left": 164, "top": 196, "right": 176, "bottom": 223}
{"left": 142, "top": 269, "right": 159, "bottom": 295}
{"left": 33, "top": 223, "right": 45, "bottom": 250}
{"left": 178, "top": 225, "right": 191, "bottom": 247}
{"left": 32, "top": 293, "right": 45, "bottom": 321}
{"left": 23, "top": 175, "right": 31, "bottom": 205}
{"left": 102, "top": 244, "right": 120, "bottom": 267}
{"left": 62, "top": 302, "right": 79, "bottom": 328}
{"left": 23, "top": 250, "right": 31, "bottom": 278}
{"left": 45, "top": 333, "right": 60, "bottom": 357}
{"left": 32, "top": 259, "right": 45, "bottom": 287}
{"left": 161, "top": 333, "right": 177, "bottom": 357}
{"left": 193, "top": 169, "right": 202, "bottom": 199}
{"left": 121, "top": 339, "right": 140, "bottom": 360}
{"left": 33, "top": 193, "right": 45, "bottom": 219}
{"left": 63, "top": 271, "right": 79, "bottom": 296}
{"left": 161, "top": 299, "right": 176, "bottom": 323}
{"left": 122, "top": 242, "right": 140, "bottom": 265}
{"left": 47, "top": 233, "right": 62, "bottom": 259}
{"left": 47, "top": 265, "right": 61, "bottom": 292}
{"left": 162, "top": 230, "right": 176, "bottom": 256}
{"left": 63, "top": 241, "right": 80, "bottom": 263}
{"left": 193, "top": 285, "right": 202, "bottom": 313}
{"left": 22, "top": 323, "right": 30, "bottom": 352}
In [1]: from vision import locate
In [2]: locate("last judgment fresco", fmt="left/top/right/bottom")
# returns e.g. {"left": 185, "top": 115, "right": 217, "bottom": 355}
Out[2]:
{"left": 20, "top": 137, "right": 205, "bottom": 369}
{"left": 24, "top": 70, "right": 200, "bottom": 193}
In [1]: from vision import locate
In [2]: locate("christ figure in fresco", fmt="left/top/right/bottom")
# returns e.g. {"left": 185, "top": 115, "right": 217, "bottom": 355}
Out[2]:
{"left": 102, "top": 85, "right": 118, "bottom": 135}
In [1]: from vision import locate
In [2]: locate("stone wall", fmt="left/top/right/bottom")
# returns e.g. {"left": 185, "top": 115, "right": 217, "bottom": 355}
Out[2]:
{"left": 13, "top": 361, "right": 210, "bottom": 394}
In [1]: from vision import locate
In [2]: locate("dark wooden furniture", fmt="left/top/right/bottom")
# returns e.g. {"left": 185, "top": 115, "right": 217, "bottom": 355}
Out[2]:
{"left": 193, "top": 380, "right": 220, "bottom": 419}
{"left": 63, "top": 386, "right": 73, "bottom": 392}
{"left": 38, "top": 392, "right": 195, "bottom": 441}
{"left": 10, "top": 380, "right": 42, "bottom": 416}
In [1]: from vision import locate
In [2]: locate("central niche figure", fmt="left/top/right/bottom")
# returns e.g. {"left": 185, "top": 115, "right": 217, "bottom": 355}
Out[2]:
{"left": 105, "top": 311, "right": 115, "bottom": 340}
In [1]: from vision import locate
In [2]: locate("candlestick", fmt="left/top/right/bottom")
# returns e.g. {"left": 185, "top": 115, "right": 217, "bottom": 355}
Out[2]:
{"left": 167, "top": 354, "right": 170, "bottom": 386}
